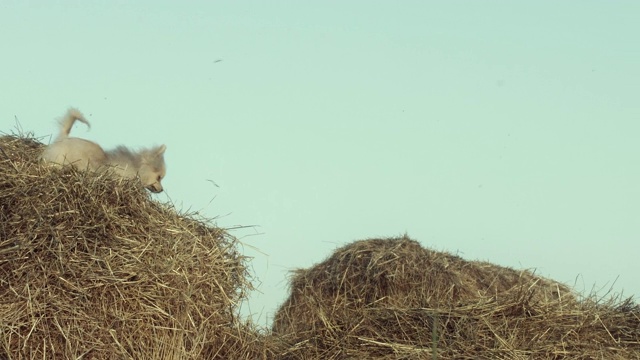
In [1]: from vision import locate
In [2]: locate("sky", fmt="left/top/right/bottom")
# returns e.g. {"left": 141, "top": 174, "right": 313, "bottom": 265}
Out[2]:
{"left": 2, "top": 1, "right": 639, "bottom": 326}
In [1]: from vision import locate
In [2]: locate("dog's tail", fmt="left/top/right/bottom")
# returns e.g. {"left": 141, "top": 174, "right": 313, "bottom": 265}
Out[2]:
{"left": 56, "top": 107, "right": 90, "bottom": 140}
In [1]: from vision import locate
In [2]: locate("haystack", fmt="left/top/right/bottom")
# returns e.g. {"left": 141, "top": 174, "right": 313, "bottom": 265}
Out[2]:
{"left": 0, "top": 134, "right": 271, "bottom": 359}
{"left": 273, "top": 236, "right": 640, "bottom": 359}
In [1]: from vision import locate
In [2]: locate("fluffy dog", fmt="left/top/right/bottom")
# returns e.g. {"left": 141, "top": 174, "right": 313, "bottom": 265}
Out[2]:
{"left": 41, "top": 108, "right": 167, "bottom": 193}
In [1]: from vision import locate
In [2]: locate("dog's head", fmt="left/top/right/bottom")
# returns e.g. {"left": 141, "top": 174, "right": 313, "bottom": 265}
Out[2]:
{"left": 139, "top": 144, "right": 167, "bottom": 193}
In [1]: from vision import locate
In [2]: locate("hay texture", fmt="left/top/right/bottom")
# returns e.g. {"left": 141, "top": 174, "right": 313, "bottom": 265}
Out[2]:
{"left": 273, "top": 236, "right": 640, "bottom": 359}
{"left": 0, "top": 134, "right": 270, "bottom": 359}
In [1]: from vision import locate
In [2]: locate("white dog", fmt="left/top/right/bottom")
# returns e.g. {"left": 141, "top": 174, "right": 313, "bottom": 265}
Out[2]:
{"left": 41, "top": 108, "right": 167, "bottom": 193}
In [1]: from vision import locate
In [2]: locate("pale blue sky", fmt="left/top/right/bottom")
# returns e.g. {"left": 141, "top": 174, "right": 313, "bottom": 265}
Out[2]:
{"left": 2, "top": 1, "right": 639, "bottom": 325}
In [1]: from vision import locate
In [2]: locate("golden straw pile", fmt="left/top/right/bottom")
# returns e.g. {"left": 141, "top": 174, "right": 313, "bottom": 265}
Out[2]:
{"left": 273, "top": 237, "right": 640, "bottom": 359}
{"left": 0, "top": 134, "right": 271, "bottom": 359}
{"left": 1, "top": 131, "right": 639, "bottom": 359}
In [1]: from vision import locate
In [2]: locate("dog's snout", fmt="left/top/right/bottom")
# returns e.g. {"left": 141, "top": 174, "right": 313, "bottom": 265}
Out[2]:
{"left": 146, "top": 183, "right": 163, "bottom": 193}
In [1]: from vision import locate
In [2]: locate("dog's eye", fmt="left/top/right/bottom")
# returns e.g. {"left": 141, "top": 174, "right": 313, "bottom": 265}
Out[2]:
{"left": 157, "top": 175, "right": 162, "bottom": 181}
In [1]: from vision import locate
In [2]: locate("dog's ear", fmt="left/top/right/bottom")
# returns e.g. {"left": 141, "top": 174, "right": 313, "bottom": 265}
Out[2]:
{"left": 156, "top": 144, "right": 166, "bottom": 156}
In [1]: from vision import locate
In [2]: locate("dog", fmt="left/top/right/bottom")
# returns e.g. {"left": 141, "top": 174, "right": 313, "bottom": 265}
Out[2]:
{"left": 41, "top": 108, "right": 167, "bottom": 193}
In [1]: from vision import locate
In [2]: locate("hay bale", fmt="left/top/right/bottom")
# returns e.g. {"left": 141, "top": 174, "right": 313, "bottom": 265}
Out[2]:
{"left": 273, "top": 236, "right": 640, "bottom": 359}
{"left": 0, "top": 134, "right": 272, "bottom": 359}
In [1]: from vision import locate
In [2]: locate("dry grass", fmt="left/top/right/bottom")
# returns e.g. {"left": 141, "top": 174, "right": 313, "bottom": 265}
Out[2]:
{"left": 2, "top": 130, "right": 639, "bottom": 359}
{"left": 0, "top": 134, "right": 274, "bottom": 359}
{"left": 273, "top": 236, "right": 640, "bottom": 359}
